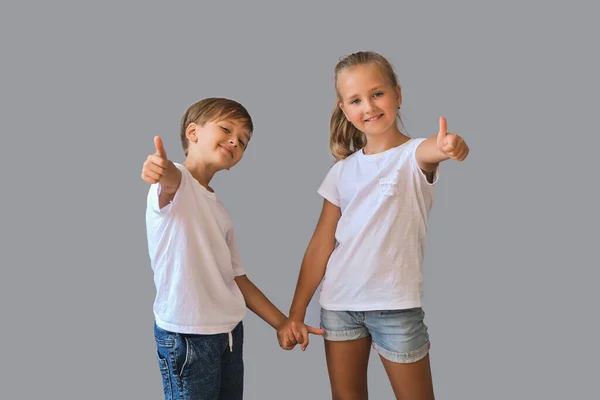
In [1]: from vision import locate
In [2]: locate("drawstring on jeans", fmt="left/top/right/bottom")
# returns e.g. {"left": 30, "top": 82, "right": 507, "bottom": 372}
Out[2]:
{"left": 228, "top": 331, "right": 233, "bottom": 352}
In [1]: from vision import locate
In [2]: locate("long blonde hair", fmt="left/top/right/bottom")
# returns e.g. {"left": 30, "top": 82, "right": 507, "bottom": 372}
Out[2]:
{"left": 330, "top": 51, "right": 401, "bottom": 160}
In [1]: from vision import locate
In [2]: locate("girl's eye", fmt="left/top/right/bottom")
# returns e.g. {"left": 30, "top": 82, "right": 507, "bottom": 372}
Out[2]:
{"left": 239, "top": 140, "right": 246, "bottom": 148}
{"left": 221, "top": 126, "right": 230, "bottom": 133}
{"left": 351, "top": 99, "right": 360, "bottom": 105}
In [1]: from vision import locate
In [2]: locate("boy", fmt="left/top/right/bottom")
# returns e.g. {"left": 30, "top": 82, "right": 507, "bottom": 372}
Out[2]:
{"left": 141, "top": 98, "right": 322, "bottom": 399}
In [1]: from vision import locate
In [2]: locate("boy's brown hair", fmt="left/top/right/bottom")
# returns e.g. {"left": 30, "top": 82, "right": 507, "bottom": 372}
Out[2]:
{"left": 180, "top": 98, "right": 254, "bottom": 156}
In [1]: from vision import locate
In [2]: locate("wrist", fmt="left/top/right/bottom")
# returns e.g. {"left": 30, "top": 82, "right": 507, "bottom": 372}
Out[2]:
{"left": 159, "top": 183, "right": 178, "bottom": 196}
{"left": 273, "top": 314, "right": 287, "bottom": 330}
{"left": 289, "top": 308, "right": 306, "bottom": 321}
{"left": 160, "top": 163, "right": 181, "bottom": 194}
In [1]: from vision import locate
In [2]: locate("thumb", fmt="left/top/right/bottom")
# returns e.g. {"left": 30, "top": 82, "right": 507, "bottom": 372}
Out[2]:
{"left": 154, "top": 136, "right": 167, "bottom": 158}
{"left": 437, "top": 116, "right": 447, "bottom": 144}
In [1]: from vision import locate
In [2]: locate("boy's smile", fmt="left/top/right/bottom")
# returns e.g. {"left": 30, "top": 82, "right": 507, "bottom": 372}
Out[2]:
{"left": 189, "top": 119, "right": 251, "bottom": 170}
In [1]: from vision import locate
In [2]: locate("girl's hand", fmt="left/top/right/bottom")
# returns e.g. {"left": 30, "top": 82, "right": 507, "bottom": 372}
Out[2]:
{"left": 436, "top": 117, "right": 469, "bottom": 161}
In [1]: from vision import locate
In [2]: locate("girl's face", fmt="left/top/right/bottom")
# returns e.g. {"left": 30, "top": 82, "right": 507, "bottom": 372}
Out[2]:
{"left": 337, "top": 63, "right": 401, "bottom": 137}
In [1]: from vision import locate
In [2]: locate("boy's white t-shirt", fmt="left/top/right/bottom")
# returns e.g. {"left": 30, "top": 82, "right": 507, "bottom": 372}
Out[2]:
{"left": 146, "top": 163, "right": 246, "bottom": 334}
{"left": 317, "top": 138, "right": 439, "bottom": 311}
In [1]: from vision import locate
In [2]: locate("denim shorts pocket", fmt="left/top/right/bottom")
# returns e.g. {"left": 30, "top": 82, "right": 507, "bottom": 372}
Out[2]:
{"left": 156, "top": 351, "right": 173, "bottom": 400}
{"left": 379, "top": 307, "right": 422, "bottom": 316}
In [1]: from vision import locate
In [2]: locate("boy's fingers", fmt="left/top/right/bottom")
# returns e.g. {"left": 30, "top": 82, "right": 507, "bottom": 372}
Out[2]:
{"left": 141, "top": 173, "right": 158, "bottom": 184}
{"left": 144, "top": 170, "right": 162, "bottom": 182}
{"left": 301, "top": 338, "right": 309, "bottom": 351}
{"left": 300, "top": 327, "right": 309, "bottom": 351}
{"left": 148, "top": 154, "right": 168, "bottom": 169}
{"left": 287, "top": 331, "right": 298, "bottom": 345}
{"left": 291, "top": 322, "right": 304, "bottom": 343}
{"left": 146, "top": 161, "right": 166, "bottom": 175}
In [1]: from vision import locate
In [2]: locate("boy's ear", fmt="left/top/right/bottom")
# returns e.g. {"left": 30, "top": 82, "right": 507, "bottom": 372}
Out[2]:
{"left": 186, "top": 123, "right": 199, "bottom": 143}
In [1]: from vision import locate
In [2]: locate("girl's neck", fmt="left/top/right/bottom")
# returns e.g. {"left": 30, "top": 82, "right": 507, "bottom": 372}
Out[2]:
{"left": 362, "top": 127, "right": 410, "bottom": 155}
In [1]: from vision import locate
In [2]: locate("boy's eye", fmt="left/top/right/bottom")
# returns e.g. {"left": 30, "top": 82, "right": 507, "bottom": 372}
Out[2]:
{"left": 374, "top": 92, "right": 383, "bottom": 97}
{"left": 220, "top": 126, "right": 230, "bottom": 133}
{"left": 239, "top": 140, "right": 246, "bottom": 148}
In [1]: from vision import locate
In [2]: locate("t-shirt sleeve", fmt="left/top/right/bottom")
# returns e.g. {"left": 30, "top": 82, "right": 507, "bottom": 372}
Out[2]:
{"left": 317, "top": 161, "right": 342, "bottom": 207}
{"left": 411, "top": 138, "right": 440, "bottom": 186}
{"left": 226, "top": 229, "right": 246, "bottom": 277}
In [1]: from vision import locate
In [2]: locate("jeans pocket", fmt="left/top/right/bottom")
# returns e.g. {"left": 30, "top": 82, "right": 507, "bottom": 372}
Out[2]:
{"left": 177, "top": 336, "right": 190, "bottom": 378}
{"left": 156, "top": 351, "right": 173, "bottom": 400}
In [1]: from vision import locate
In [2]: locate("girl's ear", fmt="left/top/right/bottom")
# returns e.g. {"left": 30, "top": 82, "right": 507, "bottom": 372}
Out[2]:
{"left": 339, "top": 103, "right": 349, "bottom": 120}
{"left": 395, "top": 85, "right": 402, "bottom": 108}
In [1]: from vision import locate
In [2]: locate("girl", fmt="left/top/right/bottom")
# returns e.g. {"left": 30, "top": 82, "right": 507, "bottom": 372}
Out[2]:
{"left": 278, "top": 51, "right": 469, "bottom": 399}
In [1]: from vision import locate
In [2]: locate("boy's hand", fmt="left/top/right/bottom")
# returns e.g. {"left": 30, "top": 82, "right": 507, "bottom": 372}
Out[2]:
{"left": 141, "top": 136, "right": 179, "bottom": 193}
{"left": 277, "top": 324, "right": 298, "bottom": 350}
{"left": 436, "top": 116, "right": 469, "bottom": 161}
{"left": 277, "top": 319, "right": 324, "bottom": 351}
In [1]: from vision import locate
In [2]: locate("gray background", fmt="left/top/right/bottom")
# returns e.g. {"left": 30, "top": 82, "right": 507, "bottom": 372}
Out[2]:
{"left": 2, "top": 1, "right": 598, "bottom": 399}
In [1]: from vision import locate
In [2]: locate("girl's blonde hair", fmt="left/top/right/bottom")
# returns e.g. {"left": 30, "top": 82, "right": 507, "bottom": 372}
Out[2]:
{"left": 330, "top": 51, "right": 402, "bottom": 160}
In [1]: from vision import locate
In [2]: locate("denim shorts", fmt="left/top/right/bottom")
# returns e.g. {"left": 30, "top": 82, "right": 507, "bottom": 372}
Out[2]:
{"left": 320, "top": 307, "right": 430, "bottom": 364}
{"left": 154, "top": 321, "right": 244, "bottom": 400}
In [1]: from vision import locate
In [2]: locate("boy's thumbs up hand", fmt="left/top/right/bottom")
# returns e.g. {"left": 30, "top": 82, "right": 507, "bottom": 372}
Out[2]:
{"left": 141, "top": 136, "right": 179, "bottom": 194}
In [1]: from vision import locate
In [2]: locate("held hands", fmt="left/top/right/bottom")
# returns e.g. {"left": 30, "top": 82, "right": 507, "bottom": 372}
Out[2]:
{"left": 437, "top": 116, "right": 469, "bottom": 161}
{"left": 141, "top": 136, "right": 179, "bottom": 193}
{"left": 277, "top": 318, "right": 325, "bottom": 351}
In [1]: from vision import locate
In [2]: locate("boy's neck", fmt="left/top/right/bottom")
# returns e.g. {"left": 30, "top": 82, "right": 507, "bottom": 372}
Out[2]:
{"left": 183, "top": 158, "right": 218, "bottom": 193}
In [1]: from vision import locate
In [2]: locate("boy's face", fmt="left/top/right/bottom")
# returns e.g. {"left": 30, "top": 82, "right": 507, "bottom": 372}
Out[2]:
{"left": 188, "top": 118, "right": 251, "bottom": 170}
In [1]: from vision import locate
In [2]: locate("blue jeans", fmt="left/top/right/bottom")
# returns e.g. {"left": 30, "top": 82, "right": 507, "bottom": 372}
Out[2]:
{"left": 154, "top": 321, "right": 244, "bottom": 400}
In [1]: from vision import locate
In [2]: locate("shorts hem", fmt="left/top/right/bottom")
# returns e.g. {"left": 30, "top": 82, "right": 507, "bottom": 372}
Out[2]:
{"left": 373, "top": 340, "right": 430, "bottom": 364}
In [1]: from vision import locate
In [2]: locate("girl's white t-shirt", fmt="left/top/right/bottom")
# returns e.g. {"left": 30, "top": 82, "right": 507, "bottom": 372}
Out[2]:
{"left": 146, "top": 163, "right": 246, "bottom": 334}
{"left": 317, "top": 138, "right": 439, "bottom": 311}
